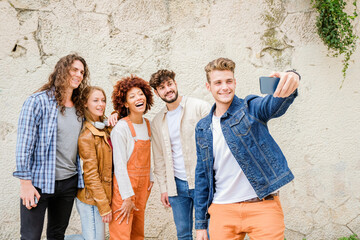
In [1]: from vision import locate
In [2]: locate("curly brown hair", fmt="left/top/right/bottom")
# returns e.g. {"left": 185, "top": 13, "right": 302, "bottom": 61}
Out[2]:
{"left": 37, "top": 53, "right": 90, "bottom": 117}
{"left": 112, "top": 75, "right": 154, "bottom": 118}
{"left": 149, "top": 69, "right": 176, "bottom": 89}
{"left": 204, "top": 58, "right": 235, "bottom": 83}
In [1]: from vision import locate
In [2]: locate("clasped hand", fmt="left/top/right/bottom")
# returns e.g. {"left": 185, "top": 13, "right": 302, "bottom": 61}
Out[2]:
{"left": 20, "top": 179, "right": 40, "bottom": 210}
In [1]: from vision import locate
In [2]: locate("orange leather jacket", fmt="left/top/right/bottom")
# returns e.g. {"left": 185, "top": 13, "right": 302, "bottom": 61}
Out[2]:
{"left": 77, "top": 121, "right": 113, "bottom": 216}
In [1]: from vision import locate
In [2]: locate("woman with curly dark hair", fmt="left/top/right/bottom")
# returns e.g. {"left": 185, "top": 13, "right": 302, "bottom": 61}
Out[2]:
{"left": 109, "top": 75, "right": 154, "bottom": 240}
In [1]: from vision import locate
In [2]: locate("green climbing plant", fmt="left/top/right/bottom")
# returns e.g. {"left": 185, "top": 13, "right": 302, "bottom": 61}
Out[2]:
{"left": 338, "top": 234, "right": 360, "bottom": 240}
{"left": 284, "top": 233, "right": 359, "bottom": 240}
{"left": 311, "top": 0, "right": 358, "bottom": 87}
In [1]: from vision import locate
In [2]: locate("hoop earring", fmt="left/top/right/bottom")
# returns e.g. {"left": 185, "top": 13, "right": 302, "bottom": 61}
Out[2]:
{"left": 126, "top": 107, "right": 129, "bottom": 116}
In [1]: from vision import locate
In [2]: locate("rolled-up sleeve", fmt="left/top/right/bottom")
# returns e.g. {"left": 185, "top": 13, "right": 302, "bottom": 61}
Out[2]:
{"left": 13, "top": 96, "right": 42, "bottom": 180}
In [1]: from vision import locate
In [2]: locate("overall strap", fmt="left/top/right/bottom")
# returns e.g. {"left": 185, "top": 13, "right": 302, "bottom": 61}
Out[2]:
{"left": 144, "top": 118, "right": 151, "bottom": 138}
{"left": 123, "top": 116, "right": 137, "bottom": 140}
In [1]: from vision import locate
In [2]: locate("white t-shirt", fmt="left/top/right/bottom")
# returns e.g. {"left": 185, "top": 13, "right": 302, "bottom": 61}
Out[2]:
{"left": 212, "top": 114, "right": 257, "bottom": 204}
{"left": 166, "top": 105, "right": 187, "bottom": 181}
{"left": 111, "top": 118, "right": 153, "bottom": 199}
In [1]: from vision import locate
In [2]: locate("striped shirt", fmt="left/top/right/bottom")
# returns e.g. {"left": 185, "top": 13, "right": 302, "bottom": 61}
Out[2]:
{"left": 13, "top": 90, "right": 84, "bottom": 194}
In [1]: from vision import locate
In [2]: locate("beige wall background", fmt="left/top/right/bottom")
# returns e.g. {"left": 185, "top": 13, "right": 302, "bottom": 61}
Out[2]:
{"left": 0, "top": 0, "right": 359, "bottom": 239}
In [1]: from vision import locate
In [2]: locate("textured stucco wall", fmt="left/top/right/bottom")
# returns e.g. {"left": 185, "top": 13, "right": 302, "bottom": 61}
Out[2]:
{"left": 1, "top": 0, "right": 359, "bottom": 239}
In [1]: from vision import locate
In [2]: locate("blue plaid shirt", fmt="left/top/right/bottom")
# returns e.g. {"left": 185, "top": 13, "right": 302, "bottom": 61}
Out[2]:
{"left": 13, "top": 90, "right": 84, "bottom": 194}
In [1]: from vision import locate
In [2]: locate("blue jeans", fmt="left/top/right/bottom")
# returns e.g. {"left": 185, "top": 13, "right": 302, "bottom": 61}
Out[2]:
{"left": 168, "top": 177, "right": 195, "bottom": 240}
{"left": 65, "top": 198, "right": 105, "bottom": 240}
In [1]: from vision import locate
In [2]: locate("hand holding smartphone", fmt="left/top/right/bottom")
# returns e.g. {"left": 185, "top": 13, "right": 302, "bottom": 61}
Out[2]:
{"left": 259, "top": 77, "right": 280, "bottom": 95}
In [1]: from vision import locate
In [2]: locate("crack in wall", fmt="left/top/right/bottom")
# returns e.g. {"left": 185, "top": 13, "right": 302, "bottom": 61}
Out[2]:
{"left": 108, "top": 14, "right": 120, "bottom": 37}
{"left": 285, "top": 228, "right": 307, "bottom": 239}
{"left": 10, "top": 42, "right": 27, "bottom": 58}
{"left": 33, "top": 21, "right": 46, "bottom": 64}
{"left": 346, "top": 213, "right": 360, "bottom": 234}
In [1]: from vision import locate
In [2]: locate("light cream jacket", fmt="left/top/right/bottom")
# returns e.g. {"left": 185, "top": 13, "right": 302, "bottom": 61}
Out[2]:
{"left": 151, "top": 96, "right": 211, "bottom": 196}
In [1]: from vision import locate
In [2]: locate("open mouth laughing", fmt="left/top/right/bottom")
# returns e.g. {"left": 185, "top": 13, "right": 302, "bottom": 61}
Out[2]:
{"left": 135, "top": 101, "right": 145, "bottom": 108}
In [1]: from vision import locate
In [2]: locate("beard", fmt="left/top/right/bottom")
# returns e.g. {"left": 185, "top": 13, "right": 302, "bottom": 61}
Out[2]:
{"left": 160, "top": 90, "right": 178, "bottom": 104}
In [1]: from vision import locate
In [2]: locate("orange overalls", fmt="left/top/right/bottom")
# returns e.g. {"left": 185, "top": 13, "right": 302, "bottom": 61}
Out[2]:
{"left": 109, "top": 117, "right": 152, "bottom": 240}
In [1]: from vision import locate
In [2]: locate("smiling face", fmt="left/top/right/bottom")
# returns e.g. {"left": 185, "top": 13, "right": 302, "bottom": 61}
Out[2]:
{"left": 85, "top": 89, "right": 106, "bottom": 122}
{"left": 155, "top": 79, "right": 178, "bottom": 104}
{"left": 206, "top": 70, "right": 236, "bottom": 107}
{"left": 125, "top": 87, "right": 147, "bottom": 115}
{"left": 67, "top": 60, "right": 85, "bottom": 90}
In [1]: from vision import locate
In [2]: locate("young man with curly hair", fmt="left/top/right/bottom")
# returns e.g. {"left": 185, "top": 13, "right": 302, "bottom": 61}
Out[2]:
{"left": 195, "top": 57, "right": 300, "bottom": 240}
{"left": 13, "top": 53, "right": 90, "bottom": 239}
{"left": 149, "top": 70, "right": 210, "bottom": 240}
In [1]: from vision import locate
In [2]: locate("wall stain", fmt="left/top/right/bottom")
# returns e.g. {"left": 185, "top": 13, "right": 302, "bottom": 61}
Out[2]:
{"left": 0, "top": 122, "right": 16, "bottom": 141}
{"left": 260, "top": 0, "right": 293, "bottom": 68}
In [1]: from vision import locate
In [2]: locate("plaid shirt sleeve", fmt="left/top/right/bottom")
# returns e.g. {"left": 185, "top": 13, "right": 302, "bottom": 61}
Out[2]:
{"left": 13, "top": 95, "right": 43, "bottom": 180}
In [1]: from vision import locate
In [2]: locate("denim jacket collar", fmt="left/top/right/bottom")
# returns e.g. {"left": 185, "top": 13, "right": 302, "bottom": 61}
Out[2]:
{"left": 197, "top": 95, "right": 245, "bottom": 130}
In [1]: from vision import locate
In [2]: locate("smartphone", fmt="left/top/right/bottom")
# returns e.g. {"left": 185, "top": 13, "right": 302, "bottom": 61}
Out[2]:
{"left": 259, "top": 77, "right": 280, "bottom": 95}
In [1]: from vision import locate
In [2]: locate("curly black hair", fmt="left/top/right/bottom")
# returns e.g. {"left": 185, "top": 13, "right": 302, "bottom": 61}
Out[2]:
{"left": 112, "top": 75, "right": 154, "bottom": 118}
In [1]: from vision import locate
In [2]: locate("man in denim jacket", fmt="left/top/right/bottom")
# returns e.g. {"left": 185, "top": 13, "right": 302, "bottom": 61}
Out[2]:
{"left": 195, "top": 57, "right": 300, "bottom": 240}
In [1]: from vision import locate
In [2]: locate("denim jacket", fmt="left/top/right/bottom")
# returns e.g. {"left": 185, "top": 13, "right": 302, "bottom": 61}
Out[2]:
{"left": 194, "top": 92, "right": 297, "bottom": 229}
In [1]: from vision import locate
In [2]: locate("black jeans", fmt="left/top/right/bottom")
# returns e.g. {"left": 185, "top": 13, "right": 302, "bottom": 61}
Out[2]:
{"left": 20, "top": 174, "right": 78, "bottom": 240}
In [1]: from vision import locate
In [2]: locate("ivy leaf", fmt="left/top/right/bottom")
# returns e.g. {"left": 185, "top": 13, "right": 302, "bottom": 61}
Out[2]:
{"left": 312, "top": 0, "right": 359, "bottom": 86}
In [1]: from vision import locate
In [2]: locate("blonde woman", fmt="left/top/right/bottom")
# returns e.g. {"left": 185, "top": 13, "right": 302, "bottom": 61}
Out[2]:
{"left": 67, "top": 86, "right": 113, "bottom": 240}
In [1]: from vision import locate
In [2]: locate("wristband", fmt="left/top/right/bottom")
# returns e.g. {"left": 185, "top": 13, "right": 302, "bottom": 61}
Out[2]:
{"left": 286, "top": 69, "right": 301, "bottom": 81}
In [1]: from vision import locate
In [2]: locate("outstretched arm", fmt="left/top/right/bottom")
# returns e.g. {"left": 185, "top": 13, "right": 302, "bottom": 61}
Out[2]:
{"left": 249, "top": 71, "right": 300, "bottom": 122}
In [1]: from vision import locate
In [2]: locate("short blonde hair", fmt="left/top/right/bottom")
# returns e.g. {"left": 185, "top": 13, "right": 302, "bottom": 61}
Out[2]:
{"left": 204, "top": 58, "right": 235, "bottom": 82}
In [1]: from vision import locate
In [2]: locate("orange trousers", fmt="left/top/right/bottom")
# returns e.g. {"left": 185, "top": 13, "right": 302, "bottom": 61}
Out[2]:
{"left": 109, "top": 117, "right": 151, "bottom": 240}
{"left": 208, "top": 196, "right": 285, "bottom": 240}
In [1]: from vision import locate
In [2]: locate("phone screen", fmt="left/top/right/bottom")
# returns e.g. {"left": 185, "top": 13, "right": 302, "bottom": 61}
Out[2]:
{"left": 259, "top": 77, "right": 280, "bottom": 94}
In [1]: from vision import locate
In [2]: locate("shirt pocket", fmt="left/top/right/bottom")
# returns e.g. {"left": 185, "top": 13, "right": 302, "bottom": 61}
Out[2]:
{"left": 197, "top": 137, "right": 209, "bottom": 162}
{"left": 229, "top": 111, "right": 251, "bottom": 136}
